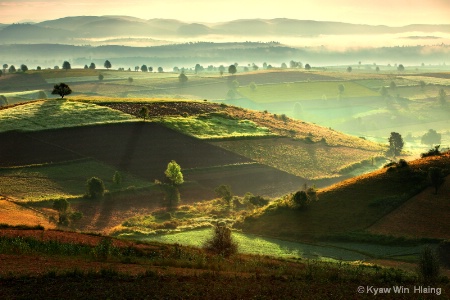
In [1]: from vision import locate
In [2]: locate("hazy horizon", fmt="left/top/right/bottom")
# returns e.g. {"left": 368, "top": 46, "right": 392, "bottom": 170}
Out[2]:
{"left": 1, "top": 0, "right": 450, "bottom": 26}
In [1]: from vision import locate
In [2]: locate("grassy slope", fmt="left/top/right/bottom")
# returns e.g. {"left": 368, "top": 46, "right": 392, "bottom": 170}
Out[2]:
{"left": 2, "top": 228, "right": 448, "bottom": 299}
{"left": 369, "top": 174, "right": 450, "bottom": 239}
{"left": 0, "top": 198, "right": 55, "bottom": 228}
{"left": 240, "top": 153, "right": 450, "bottom": 240}
{"left": 0, "top": 99, "right": 136, "bottom": 132}
{"left": 0, "top": 159, "right": 151, "bottom": 201}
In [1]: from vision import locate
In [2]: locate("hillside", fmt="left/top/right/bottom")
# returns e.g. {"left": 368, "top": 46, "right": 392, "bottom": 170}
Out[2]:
{"left": 1, "top": 227, "right": 448, "bottom": 299}
{"left": 239, "top": 152, "right": 450, "bottom": 241}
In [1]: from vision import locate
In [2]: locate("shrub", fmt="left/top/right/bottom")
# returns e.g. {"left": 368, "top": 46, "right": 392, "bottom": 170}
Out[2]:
{"left": 86, "top": 177, "right": 105, "bottom": 199}
{"left": 421, "top": 145, "right": 441, "bottom": 158}
{"left": 204, "top": 223, "right": 238, "bottom": 257}
{"left": 292, "top": 191, "right": 310, "bottom": 210}
{"left": 112, "top": 171, "right": 122, "bottom": 185}
{"left": 215, "top": 184, "right": 233, "bottom": 206}
{"left": 418, "top": 246, "right": 440, "bottom": 282}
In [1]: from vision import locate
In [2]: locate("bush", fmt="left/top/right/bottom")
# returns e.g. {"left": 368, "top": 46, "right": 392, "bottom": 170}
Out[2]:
{"left": 418, "top": 246, "right": 440, "bottom": 282}
{"left": 204, "top": 223, "right": 238, "bottom": 257}
{"left": 86, "top": 177, "right": 105, "bottom": 199}
{"left": 421, "top": 145, "right": 441, "bottom": 158}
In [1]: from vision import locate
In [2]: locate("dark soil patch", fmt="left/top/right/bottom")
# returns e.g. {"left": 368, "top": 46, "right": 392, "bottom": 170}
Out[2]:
{"left": 0, "top": 73, "right": 50, "bottom": 92}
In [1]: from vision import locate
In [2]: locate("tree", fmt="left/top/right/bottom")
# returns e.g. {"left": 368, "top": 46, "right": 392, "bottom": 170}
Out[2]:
{"left": 428, "top": 167, "right": 444, "bottom": 195}
{"left": 203, "top": 222, "right": 238, "bottom": 257}
{"left": 388, "top": 132, "right": 404, "bottom": 157}
{"left": 104, "top": 60, "right": 112, "bottom": 69}
{"left": 98, "top": 74, "right": 104, "bottom": 81}
{"left": 2, "top": 64, "right": 8, "bottom": 73}
{"left": 0, "top": 70, "right": 2, "bottom": 77}
{"left": 20, "top": 64, "right": 28, "bottom": 72}
{"left": 8, "top": 65, "right": 16, "bottom": 73}
{"left": 52, "top": 198, "right": 70, "bottom": 225}
{"left": 178, "top": 72, "right": 188, "bottom": 84}
{"left": 418, "top": 245, "right": 440, "bottom": 282}
{"left": 380, "top": 86, "right": 388, "bottom": 98}
{"left": 438, "top": 88, "right": 446, "bottom": 106}
{"left": 51, "top": 83, "right": 72, "bottom": 99}
{"left": 165, "top": 160, "right": 184, "bottom": 186}
{"left": 338, "top": 84, "right": 345, "bottom": 95}
{"left": 36, "top": 66, "right": 41, "bottom": 71}
{"left": 0, "top": 95, "right": 8, "bottom": 106}
{"left": 62, "top": 61, "right": 71, "bottom": 70}
{"left": 346, "top": 66, "right": 352, "bottom": 73}
{"left": 281, "top": 62, "right": 287, "bottom": 69}
{"left": 389, "top": 81, "right": 397, "bottom": 90}
{"left": 112, "top": 171, "right": 122, "bottom": 185}
{"left": 304, "top": 63, "right": 311, "bottom": 70}
{"left": 419, "top": 80, "right": 426, "bottom": 90}
{"left": 375, "top": 66, "right": 380, "bottom": 72}
{"left": 228, "top": 64, "right": 237, "bottom": 75}
{"left": 84, "top": 65, "right": 88, "bottom": 69}
{"left": 148, "top": 66, "right": 153, "bottom": 72}
{"left": 397, "top": 64, "right": 405, "bottom": 71}
{"left": 86, "top": 177, "right": 105, "bottom": 198}
{"left": 128, "top": 77, "right": 133, "bottom": 83}
{"left": 138, "top": 106, "right": 149, "bottom": 121}
{"left": 421, "top": 129, "right": 441, "bottom": 148}
{"left": 141, "top": 64, "right": 148, "bottom": 72}
{"left": 218, "top": 65, "right": 225, "bottom": 76}
{"left": 134, "top": 66, "right": 139, "bottom": 72}
{"left": 157, "top": 67, "right": 163, "bottom": 73}
{"left": 89, "top": 62, "right": 96, "bottom": 69}
{"left": 215, "top": 184, "right": 233, "bottom": 206}
{"left": 291, "top": 191, "right": 310, "bottom": 210}
{"left": 194, "top": 63, "right": 203, "bottom": 74}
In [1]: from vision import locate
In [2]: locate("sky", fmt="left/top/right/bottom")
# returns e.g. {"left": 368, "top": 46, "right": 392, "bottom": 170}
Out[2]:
{"left": 1, "top": 0, "right": 450, "bottom": 26}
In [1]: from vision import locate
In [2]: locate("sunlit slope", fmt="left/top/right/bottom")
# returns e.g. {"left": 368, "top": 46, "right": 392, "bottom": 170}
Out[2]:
{"left": 95, "top": 99, "right": 385, "bottom": 180}
{"left": 0, "top": 100, "right": 136, "bottom": 132}
{"left": 0, "top": 197, "right": 55, "bottom": 228}
{"left": 240, "top": 153, "right": 450, "bottom": 240}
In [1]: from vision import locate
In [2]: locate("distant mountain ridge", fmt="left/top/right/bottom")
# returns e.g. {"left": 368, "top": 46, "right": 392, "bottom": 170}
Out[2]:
{"left": 1, "top": 15, "right": 450, "bottom": 44}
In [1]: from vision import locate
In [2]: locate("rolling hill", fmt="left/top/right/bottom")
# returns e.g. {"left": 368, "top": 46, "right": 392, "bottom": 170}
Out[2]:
{"left": 239, "top": 152, "right": 450, "bottom": 241}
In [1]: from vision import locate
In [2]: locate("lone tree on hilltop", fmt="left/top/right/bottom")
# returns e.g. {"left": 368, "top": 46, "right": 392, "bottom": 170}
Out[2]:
{"left": 89, "top": 62, "right": 96, "bottom": 69}
{"left": 388, "top": 132, "right": 404, "bottom": 157}
{"left": 104, "top": 60, "right": 112, "bottom": 69}
{"left": 304, "top": 63, "right": 311, "bottom": 70}
{"left": 62, "top": 61, "right": 71, "bottom": 70}
{"left": 51, "top": 83, "right": 72, "bottom": 99}
{"left": 421, "top": 129, "right": 441, "bottom": 148}
{"left": 20, "top": 64, "right": 28, "bottom": 72}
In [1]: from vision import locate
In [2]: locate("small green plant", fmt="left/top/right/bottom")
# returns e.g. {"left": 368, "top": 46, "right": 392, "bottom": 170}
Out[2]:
{"left": 215, "top": 184, "right": 233, "bottom": 206}
{"left": 86, "top": 177, "right": 105, "bottom": 199}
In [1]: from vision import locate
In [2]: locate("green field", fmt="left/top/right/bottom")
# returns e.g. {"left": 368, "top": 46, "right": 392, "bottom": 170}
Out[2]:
{"left": 0, "top": 159, "right": 151, "bottom": 201}
{"left": 0, "top": 100, "right": 137, "bottom": 132}
{"left": 126, "top": 228, "right": 368, "bottom": 261}
{"left": 238, "top": 81, "right": 379, "bottom": 103}
{"left": 158, "top": 115, "right": 273, "bottom": 139}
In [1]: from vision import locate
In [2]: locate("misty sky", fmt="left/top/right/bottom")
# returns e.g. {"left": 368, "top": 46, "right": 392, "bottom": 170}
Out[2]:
{"left": 1, "top": 0, "right": 450, "bottom": 25}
